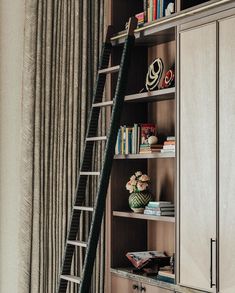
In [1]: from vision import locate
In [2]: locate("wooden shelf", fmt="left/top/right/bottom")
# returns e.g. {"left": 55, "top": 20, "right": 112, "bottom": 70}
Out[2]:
{"left": 124, "top": 88, "right": 175, "bottom": 103}
{"left": 113, "top": 211, "right": 175, "bottom": 223}
{"left": 111, "top": 0, "right": 232, "bottom": 46}
{"left": 114, "top": 152, "right": 175, "bottom": 160}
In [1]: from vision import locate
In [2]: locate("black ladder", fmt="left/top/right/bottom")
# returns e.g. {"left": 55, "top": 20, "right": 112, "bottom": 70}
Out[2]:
{"left": 57, "top": 17, "right": 137, "bottom": 293}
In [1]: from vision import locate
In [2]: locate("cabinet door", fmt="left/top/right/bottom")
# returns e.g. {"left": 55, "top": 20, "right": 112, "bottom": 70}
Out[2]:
{"left": 219, "top": 15, "right": 235, "bottom": 293}
{"left": 179, "top": 22, "right": 217, "bottom": 291}
{"left": 140, "top": 283, "right": 172, "bottom": 293}
{"left": 111, "top": 275, "right": 139, "bottom": 293}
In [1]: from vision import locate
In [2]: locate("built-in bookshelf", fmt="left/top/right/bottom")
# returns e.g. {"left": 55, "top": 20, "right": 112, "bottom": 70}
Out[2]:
{"left": 106, "top": 1, "right": 222, "bottom": 292}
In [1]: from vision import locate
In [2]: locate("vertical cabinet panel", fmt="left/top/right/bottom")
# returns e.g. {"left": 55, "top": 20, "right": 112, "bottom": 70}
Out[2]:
{"left": 219, "top": 15, "right": 235, "bottom": 293}
{"left": 179, "top": 23, "right": 217, "bottom": 291}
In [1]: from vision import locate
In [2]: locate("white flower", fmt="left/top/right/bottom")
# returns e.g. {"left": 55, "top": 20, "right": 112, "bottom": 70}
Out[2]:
{"left": 139, "top": 174, "right": 150, "bottom": 182}
{"left": 135, "top": 171, "right": 142, "bottom": 178}
{"left": 130, "top": 175, "right": 136, "bottom": 181}
{"left": 137, "top": 182, "right": 148, "bottom": 191}
{"left": 126, "top": 181, "right": 134, "bottom": 193}
{"left": 130, "top": 179, "right": 137, "bottom": 186}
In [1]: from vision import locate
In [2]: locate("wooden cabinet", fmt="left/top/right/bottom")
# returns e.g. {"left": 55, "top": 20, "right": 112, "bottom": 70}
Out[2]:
{"left": 107, "top": 1, "right": 235, "bottom": 293}
{"left": 111, "top": 275, "right": 172, "bottom": 293}
{"left": 219, "top": 15, "right": 235, "bottom": 293}
{"left": 111, "top": 275, "right": 139, "bottom": 293}
{"left": 140, "top": 282, "right": 172, "bottom": 293}
{"left": 179, "top": 22, "right": 217, "bottom": 291}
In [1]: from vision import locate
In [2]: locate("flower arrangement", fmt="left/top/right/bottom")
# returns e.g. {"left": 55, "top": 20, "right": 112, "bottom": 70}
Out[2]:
{"left": 126, "top": 171, "right": 150, "bottom": 194}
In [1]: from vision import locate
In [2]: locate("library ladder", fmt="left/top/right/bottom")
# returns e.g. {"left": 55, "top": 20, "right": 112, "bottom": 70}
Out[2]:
{"left": 57, "top": 17, "right": 137, "bottom": 293}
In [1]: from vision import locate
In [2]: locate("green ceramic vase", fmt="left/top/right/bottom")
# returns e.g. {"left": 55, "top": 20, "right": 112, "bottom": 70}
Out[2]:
{"left": 128, "top": 191, "right": 152, "bottom": 213}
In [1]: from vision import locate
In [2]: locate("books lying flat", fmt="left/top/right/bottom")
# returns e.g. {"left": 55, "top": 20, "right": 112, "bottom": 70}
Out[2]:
{"left": 140, "top": 144, "right": 163, "bottom": 154}
{"left": 145, "top": 206, "right": 174, "bottom": 212}
{"left": 158, "top": 269, "right": 175, "bottom": 279}
{"left": 161, "top": 149, "right": 175, "bottom": 153}
{"left": 163, "top": 145, "right": 175, "bottom": 150}
{"left": 144, "top": 210, "right": 175, "bottom": 216}
{"left": 147, "top": 201, "right": 173, "bottom": 208}
{"left": 166, "top": 136, "right": 175, "bottom": 141}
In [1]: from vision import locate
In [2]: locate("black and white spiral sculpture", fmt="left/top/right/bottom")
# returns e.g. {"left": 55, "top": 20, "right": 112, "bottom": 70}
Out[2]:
{"left": 145, "top": 58, "right": 164, "bottom": 91}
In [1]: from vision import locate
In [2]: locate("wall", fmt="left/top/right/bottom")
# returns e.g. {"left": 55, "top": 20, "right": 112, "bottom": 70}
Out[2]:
{"left": 0, "top": 0, "right": 25, "bottom": 292}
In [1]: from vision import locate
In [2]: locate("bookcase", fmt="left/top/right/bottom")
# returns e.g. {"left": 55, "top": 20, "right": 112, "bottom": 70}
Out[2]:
{"left": 105, "top": 1, "right": 235, "bottom": 293}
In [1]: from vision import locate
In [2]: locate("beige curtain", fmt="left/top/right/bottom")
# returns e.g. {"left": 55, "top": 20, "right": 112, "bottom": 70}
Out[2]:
{"left": 20, "top": 0, "right": 108, "bottom": 292}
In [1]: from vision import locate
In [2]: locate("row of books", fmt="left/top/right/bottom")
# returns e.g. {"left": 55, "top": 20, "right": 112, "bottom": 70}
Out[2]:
{"left": 115, "top": 123, "right": 156, "bottom": 155}
{"left": 144, "top": 201, "right": 175, "bottom": 217}
{"left": 139, "top": 136, "right": 175, "bottom": 154}
{"left": 143, "top": 0, "right": 175, "bottom": 23}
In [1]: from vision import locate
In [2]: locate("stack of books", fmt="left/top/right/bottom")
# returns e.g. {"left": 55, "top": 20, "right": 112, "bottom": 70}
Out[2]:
{"left": 161, "top": 136, "right": 175, "bottom": 153}
{"left": 139, "top": 144, "right": 163, "bottom": 154}
{"left": 144, "top": 201, "right": 175, "bottom": 217}
{"left": 157, "top": 267, "right": 175, "bottom": 284}
{"left": 135, "top": 12, "right": 144, "bottom": 27}
{"left": 143, "top": 0, "right": 175, "bottom": 23}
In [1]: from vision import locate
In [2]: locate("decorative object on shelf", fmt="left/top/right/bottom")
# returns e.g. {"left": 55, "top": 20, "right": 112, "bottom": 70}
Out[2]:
{"left": 148, "top": 135, "right": 158, "bottom": 145}
{"left": 126, "top": 171, "right": 152, "bottom": 213}
{"left": 165, "top": 1, "right": 175, "bottom": 17}
{"left": 140, "top": 123, "right": 156, "bottom": 144}
{"left": 161, "top": 65, "right": 175, "bottom": 89}
{"left": 126, "top": 250, "right": 170, "bottom": 271}
{"left": 145, "top": 58, "right": 164, "bottom": 91}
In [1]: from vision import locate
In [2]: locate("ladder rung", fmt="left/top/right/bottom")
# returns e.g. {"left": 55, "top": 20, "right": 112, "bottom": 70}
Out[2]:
{"left": 86, "top": 136, "right": 107, "bottom": 142}
{"left": 74, "top": 206, "right": 94, "bottom": 212}
{"left": 61, "top": 275, "right": 81, "bottom": 284}
{"left": 98, "top": 65, "right": 120, "bottom": 74}
{"left": 80, "top": 172, "right": 100, "bottom": 176}
{"left": 67, "top": 240, "right": 87, "bottom": 248}
{"left": 92, "top": 101, "right": 113, "bottom": 108}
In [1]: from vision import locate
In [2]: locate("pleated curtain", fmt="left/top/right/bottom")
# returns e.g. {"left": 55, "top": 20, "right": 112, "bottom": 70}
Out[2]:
{"left": 20, "top": 0, "right": 107, "bottom": 292}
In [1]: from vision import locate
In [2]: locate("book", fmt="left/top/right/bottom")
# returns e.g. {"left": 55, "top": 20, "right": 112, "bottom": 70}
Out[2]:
{"left": 164, "top": 140, "right": 175, "bottom": 145}
{"left": 153, "top": 0, "right": 157, "bottom": 20}
{"left": 115, "top": 129, "right": 121, "bottom": 154}
{"left": 140, "top": 123, "right": 156, "bottom": 145}
{"left": 161, "top": 149, "right": 175, "bottom": 153}
{"left": 147, "top": 201, "right": 172, "bottom": 208}
{"left": 126, "top": 251, "right": 168, "bottom": 269}
{"left": 163, "top": 145, "right": 175, "bottom": 150}
{"left": 144, "top": 210, "right": 174, "bottom": 216}
{"left": 135, "top": 12, "right": 144, "bottom": 27}
{"left": 158, "top": 268, "right": 175, "bottom": 279}
{"left": 145, "top": 206, "right": 175, "bottom": 211}
{"left": 143, "top": 0, "right": 148, "bottom": 22}
{"left": 167, "top": 136, "right": 175, "bottom": 141}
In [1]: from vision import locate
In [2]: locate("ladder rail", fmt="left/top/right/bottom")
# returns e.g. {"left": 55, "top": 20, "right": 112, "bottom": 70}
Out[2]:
{"left": 79, "top": 18, "right": 137, "bottom": 293}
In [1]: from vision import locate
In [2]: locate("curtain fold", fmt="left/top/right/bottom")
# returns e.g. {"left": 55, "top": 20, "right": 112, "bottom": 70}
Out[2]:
{"left": 20, "top": 1, "right": 106, "bottom": 292}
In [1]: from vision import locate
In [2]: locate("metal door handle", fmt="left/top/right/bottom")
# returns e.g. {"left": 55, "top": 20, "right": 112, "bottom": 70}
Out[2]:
{"left": 132, "top": 284, "right": 139, "bottom": 291}
{"left": 210, "top": 238, "right": 216, "bottom": 288}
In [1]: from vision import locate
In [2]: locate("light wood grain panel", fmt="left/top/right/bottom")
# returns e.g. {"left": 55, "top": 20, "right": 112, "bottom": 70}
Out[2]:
{"left": 111, "top": 275, "right": 139, "bottom": 293}
{"left": 219, "top": 15, "right": 235, "bottom": 293}
{"left": 148, "top": 222, "right": 175, "bottom": 255}
{"left": 179, "top": 23, "right": 217, "bottom": 291}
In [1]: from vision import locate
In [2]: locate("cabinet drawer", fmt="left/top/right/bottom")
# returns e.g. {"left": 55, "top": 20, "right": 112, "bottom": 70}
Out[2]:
{"left": 140, "top": 283, "right": 172, "bottom": 293}
{"left": 111, "top": 275, "right": 139, "bottom": 293}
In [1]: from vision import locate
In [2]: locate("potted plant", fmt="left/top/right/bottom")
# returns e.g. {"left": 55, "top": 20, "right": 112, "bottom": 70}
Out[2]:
{"left": 126, "top": 171, "right": 152, "bottom": 213}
